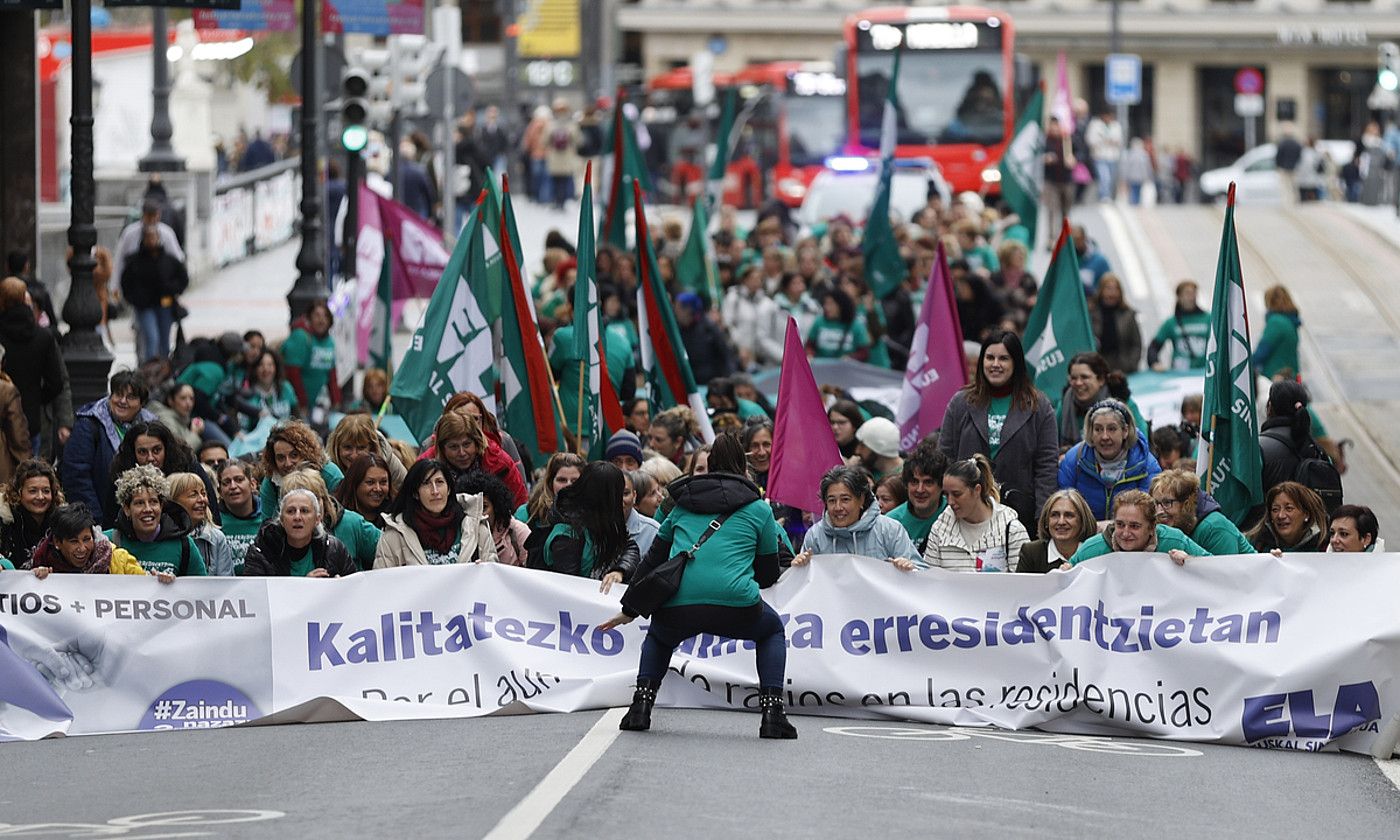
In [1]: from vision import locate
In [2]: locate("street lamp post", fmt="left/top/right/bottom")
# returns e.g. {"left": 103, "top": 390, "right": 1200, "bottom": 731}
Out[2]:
{"left": 138, "top": 7, "right": 185, "bottom": 173}
{"left": 63, "top": 0, "right": 115, "bottom": 405}
{"left": 287, "top": 0, "right": 327, "bottom": 321}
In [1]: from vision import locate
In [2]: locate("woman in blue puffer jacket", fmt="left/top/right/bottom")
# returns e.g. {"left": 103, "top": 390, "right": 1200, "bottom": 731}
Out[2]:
{"left": 1057, "top": 399, "right": 1161, "bottom": 521}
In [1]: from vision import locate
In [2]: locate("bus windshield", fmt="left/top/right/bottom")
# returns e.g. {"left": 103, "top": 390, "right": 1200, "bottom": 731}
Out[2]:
{"left": 856, "top": 49, "right": 1005, "bottom": 147}
{"left": 785, "top": 94, "right": 846, "bottom": 167}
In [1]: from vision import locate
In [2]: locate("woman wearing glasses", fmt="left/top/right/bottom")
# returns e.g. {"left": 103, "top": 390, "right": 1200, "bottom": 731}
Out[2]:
{"left": 1149, "top": 470, "right": 1253, "bottom": 556}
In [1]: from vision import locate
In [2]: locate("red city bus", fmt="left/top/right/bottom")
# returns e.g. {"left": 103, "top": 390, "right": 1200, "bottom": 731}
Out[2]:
{"left": 844, "top": 6, "right": 1022, "bottom": 195}
{"left": 646, "top": 62, "right": 847, "bottom": 208}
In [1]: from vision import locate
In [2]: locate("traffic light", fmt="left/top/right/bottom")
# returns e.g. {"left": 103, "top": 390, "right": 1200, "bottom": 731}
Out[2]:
{"left": 340, "top": 67, "right": 371, "bottom": 152}
{"left": 1379, "top": 42, "right": 1399, "bottom": 92}
{"left": 389, "top": 34, "right": 444, "bottom": 117}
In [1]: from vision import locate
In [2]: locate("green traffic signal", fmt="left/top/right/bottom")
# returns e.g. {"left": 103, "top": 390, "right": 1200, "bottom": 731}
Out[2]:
{"left": 342, "top": 124, "right": 369, "bottom": 152}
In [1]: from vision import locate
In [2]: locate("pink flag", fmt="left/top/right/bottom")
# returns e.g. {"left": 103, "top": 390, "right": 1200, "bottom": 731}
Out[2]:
{"left": 896, "top": 242, "right": 968, "bottom": 451}
{"left": 1052, "top": 51, "right": 1075, "bottom": 132}
{"left": 354, "top": 184, "right": 450, "bottom": 365}
{"left": 768, "top": 318, "right": 843, "bottom": 514}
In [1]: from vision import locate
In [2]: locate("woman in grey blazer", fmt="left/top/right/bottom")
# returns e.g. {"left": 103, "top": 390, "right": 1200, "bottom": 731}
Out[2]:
{"left": 937, "top": 331, "right": 1059, "bottom": 532}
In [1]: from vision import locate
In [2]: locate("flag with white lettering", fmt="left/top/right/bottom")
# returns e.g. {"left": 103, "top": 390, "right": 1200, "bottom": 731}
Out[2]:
{"left": 1022, "top": 220, "right": 1096, "bottom": 405}
{"left": 1197, "top": 183, "right": 1263, "bottom": 524}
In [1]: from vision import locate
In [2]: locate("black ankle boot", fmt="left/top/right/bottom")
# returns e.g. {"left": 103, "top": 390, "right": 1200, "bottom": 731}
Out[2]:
{"left": 758, "top": 687, "right": 798, "bottom": 739}
{"left": 619, "top": 680, "right": 658, "bottom": 731}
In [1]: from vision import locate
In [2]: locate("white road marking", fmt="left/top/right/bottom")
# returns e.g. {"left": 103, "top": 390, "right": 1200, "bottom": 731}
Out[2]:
{"left": 482, "top": 708, "right": 625, "bottom": 840}
{"left": 1097, "top": 204, "right": 1154, "bottom": 313}
{"left": 1375, "top": 757, "right": 1400, "bottom": 794}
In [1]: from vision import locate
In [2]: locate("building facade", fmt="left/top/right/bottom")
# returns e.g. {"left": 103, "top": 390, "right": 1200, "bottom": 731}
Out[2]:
{"left": 617, "top": 0, "right": 1400, "bottom": 169}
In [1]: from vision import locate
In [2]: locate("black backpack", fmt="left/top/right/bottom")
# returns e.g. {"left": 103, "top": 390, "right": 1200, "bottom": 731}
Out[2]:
{"left": 1263, "top": 428, "right": 1344, "bottom": 515}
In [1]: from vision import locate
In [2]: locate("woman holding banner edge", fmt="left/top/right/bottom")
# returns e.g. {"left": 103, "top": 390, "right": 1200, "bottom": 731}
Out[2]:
{"left": 600, "top": 434, "right": 796, "bottom": 740}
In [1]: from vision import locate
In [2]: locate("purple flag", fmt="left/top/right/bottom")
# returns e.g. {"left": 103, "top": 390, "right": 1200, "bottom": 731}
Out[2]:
{"left": 768, "top": 318, "right": 843, "bottom": 514}
{"left": 354, "top": 185, "right": 450, "bottom": 366}
{"left": 896, "top": 242, "right": 968, "bottom": 451}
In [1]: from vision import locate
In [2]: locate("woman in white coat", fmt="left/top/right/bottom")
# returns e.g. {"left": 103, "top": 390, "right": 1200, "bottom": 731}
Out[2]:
{"left": 374, "top": 459, "right": 497, "bottom": 567}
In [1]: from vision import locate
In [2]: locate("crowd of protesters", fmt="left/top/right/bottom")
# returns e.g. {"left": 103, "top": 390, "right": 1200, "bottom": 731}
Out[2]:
{"left": 1, "top": 99, "right": 1385, "bottom": 740}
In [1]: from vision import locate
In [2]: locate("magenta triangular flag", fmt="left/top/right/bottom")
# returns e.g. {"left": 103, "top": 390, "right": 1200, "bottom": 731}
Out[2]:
{"left": 768, "top": 318, "right": 843, "bottom": 514}
{"left": 896, "top": 241, "right": 968, "bottom": 451}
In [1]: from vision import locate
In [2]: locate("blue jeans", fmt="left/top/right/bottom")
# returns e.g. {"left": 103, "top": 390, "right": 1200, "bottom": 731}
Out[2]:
{"left": 135, "top": 306, "right": 174, "bottom": 363}
{"left": 637, "top": 601, "right": 787, "bottom": 689}
{"left": 1128, "top": 182, "right": 1143, "bottom": 205}
{"left": 1095, "top": 159, "right": 1118, "bottom": 201}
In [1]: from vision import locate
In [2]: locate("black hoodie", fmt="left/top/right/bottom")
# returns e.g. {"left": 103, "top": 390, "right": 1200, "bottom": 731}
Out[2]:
{"left": 0, "top": 304, "right": 65, "bottom": 433}
{"left": 241, "top": 519, "right": 356, "bottom": 577}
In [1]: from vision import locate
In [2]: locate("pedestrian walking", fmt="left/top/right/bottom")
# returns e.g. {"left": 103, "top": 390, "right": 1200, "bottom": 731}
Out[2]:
{"left": 120, "top": 225, "right": 188, "bottom": 363}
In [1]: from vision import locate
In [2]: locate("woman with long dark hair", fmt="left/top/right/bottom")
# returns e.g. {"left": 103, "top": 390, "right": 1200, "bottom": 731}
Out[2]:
{"left": 937, "top": 331, "right": 1058, "bottom": 532}
{"left": 106, "top": 420, "right": 219, "bottom": 529}
{"left": 334, "top": 453, "right": 396, "bottom": 528}
{"left": 600, "top": 434, "right": 796, "bottom": 739}
{"left": 526, "top": 461, "right": 638, "bottom": 583}
{"left": 374, "top": 459, "right": 496, "bottom": 567}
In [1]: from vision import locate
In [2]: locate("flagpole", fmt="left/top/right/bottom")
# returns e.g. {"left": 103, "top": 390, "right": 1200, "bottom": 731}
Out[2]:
{"left": 576, "top": 359, "right": 587, "bottom": 456}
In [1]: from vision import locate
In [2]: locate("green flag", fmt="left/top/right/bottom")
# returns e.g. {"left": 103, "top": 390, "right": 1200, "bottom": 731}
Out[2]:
{"left": 1023, "top": 221, "right": 1096, "bottom": 405}
{"left": 998, "top": 88, "right": 1044, "bottom": 247}
{"left": 1197, "top": 184, "right": 1263, "bottom": 524}
{"left": 389, "top": 202, "right": 497, "bottom": 443}
{"left": 863, "top": 49, "right": 905, "bottom": 300}
{"left": 675, "top": 196, "right": 720, "bottom": 309}
{"left": 498, "top": 180, "right": 564, "bottom": 466}
{"left": 369, "top": 239, "right": 394, "bottom": 373}
{"left": 600, "top": 93, "right": 653, "bottom": 249}
{"left": 705, "top": 88, "right": 737, "bottom": 213}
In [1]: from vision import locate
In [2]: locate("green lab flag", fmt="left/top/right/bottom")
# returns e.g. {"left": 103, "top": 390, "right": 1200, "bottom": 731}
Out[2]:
{"left": 675, "top": 196, "right": 721, "bottom": 309}
{"left": 600, "top": 92, "right": 654, "bottom": 249}
{"left": 998, "top": 88, "right": 1044, "bottom": 247}
{"left": 1196, "top": 184, "right": 1263, "bottom": 524}
{"left": 388, "top": 201, "right": 496, "bottom": 443}
{"left": 368, "top": 240, "right": 394, "bottom": 372}
{"left": 1022, "top": 221, "right": 1096, "bottom": 405}
{"left": 863, "top": 49, "right": 905, "bottom": 300}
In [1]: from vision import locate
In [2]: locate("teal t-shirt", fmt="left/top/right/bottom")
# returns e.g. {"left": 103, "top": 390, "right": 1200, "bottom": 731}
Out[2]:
{"left": 541, "top": 523, "right": 596, "bottom": 576}
{"left": 1153, "top": 310, "right": 1211, "bottom": 370}
{"left": 886, "top": 499, "right": 945, "bottom": 550}
{"left": 178, "top": 361, "right": 226, "bottom": 398}
{"left": 282, "top": 328, "right": 337, "bottom": 406}
{"left": 1255, "top": 312, "right": 1301, "bottom": 380}
{"left": 259, "top": 463, "right": 344, "bottom": 523}
{"left": 1069, "top": 524, "right": 1208, "bottom": 565}
{"left": 422, "top": 535, "right": 465, "bottom": 566}
{"left": 987, "top": 394, "right": 1013, "bottom": 457}
{"left": 220, "top": 506, "right": 262, "bottom": 571}
{"left": 334, "top": 508, "right": 382, "bottom": 571}
{"left": 807, "top": 317, "right": 872, "bottom": 359}
{"left": 551, "top": 324, "right": 632, "bottom": 440}
{"left": 288, "top": 548, "right": 315, "bottom": 577}
{"left": 0, "top": 556, "right": 13, "bottom": 570}
{"left": 660, "top": 500, "right": 778, "bottom": 609}
{"left": 103, "top": 530, "right": 208, "bottom": 577}
{"left": 736, "top": 398, "right": 769, "bottom": 420}
{"left": 245, "top": 381, "right": 299, "bottom": 430}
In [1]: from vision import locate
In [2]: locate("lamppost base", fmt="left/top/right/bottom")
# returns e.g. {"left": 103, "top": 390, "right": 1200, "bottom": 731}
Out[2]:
{"left": 137, "top": 151, "right": 186, "bottom": 173}
{"left": 61, "top": 330, "right": 115, "bottom": 408}
{"left": 286, "top": 282, "right": 328, "bottom": 324}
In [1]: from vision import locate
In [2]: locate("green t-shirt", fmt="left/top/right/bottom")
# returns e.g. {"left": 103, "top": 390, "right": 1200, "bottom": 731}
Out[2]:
{"left": 987, "top": 394, "right": 1013, "bottom": 457}
{"left": 334, "top": 508, "right": 382, "bottom": 571}
{"left": 0, "top": 556, "right": 13, "bottom": 570}
{"left": 282, "top": 328, "right": 337, "bottom": 406}
{"left": 551, "top": 324, "right": 632, "bottom": 440}
{"left": 1152, "top": 310, "right": 1211, "bottom": 370}
{"left": 220, "top": 506, "right": 263, "bottom": 570}
{"left": 260, "top": 463, "right": 344, "bottom": 523}
{"left": 660, "top": 500, "right": 778, "bottom": 609}
{"left": 1255, "top": 312, "right": 1301, "bottom": 380}
{"left": 965, "top": 243, "right": 1000, "bottom": 275}
{"left": 288, "top": 548, "right": 316, "bottom": 577}
{"left": 736, "top": 398, "right": 769, "bottom": 420}
{"left": 245, "top": 381, "right": 299, "bottom": 430}
{"left": 807, "top": 317, "right": 872, "bottom": 359}
{"left": 1068, "top": 524, "right": 1208, "bottom": 565}
{"left": 541, "top": 523, "right": 596, "bottom": 576}
{"left": 103, "top": 530, "right": 208, "bottom": 577}
{"left": 886, "top": 499, "right": 945, "bottom": 551}
{"left": 178, "top": 360, "right": 226, "bottom": 398}
{"left": 422, "top": 535, "right": 465, "bottom": 566}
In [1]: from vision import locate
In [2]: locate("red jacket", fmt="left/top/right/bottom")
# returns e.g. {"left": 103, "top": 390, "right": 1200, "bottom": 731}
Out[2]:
{"left": 480, "top": 440, "right": 528, "bottom": 508}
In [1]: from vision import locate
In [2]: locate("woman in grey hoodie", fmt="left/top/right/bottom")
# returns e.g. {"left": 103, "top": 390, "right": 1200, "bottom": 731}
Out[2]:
{"left": 793, "top": 466, "right": 920, "bottom": 569}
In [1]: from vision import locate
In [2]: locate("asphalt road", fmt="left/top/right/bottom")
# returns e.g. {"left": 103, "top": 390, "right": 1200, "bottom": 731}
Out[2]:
{"left": 3, "top": 710, "right": 1398, "bottom": 839}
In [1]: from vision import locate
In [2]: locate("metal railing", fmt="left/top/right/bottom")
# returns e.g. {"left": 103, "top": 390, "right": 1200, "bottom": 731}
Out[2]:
{"left": 210, "top": 157, "right": 301, "bottom": 266}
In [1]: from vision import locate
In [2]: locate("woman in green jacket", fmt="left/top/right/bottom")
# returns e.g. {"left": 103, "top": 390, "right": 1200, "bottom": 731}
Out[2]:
{"left": 1252, "top": 285, "right": 1302, "bottom": 381}
{"left": 1150, "top": 470, "right": 1254, "bottom": 556}
{"left": 1070, "top": 489, "right": 1210, "bottom": 565}
{"left": 600, "top": 434, "right": 796, "bottom": 739}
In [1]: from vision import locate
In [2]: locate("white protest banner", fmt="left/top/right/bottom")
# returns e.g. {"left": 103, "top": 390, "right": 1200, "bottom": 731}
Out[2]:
{"left": 1, "top": 555, "right": 1397, "bottom": 755}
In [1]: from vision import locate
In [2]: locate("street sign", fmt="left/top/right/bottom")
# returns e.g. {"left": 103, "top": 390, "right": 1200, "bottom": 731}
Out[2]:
{"left": 1105, "top": 53, "right": 1141, "bottom": 106}
{"left": 1234, "top": 93, "right": 1264, "bottom": 118}
{"left": 1234, "top": 67, "right": 1264, "bottom": 95}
